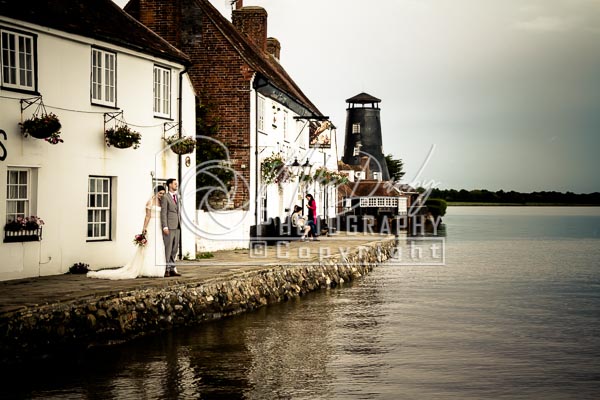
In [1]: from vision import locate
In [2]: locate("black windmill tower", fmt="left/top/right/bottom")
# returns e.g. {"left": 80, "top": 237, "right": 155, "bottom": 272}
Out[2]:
{"left": 342, "top": 92, "right": 390, "bottom": 181}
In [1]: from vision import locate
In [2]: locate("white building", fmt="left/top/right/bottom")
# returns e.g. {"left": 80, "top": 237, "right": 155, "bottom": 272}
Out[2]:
{"left": 124, "top": 0, "right": 341, "bottom": 251}
{"left": 0, "top": 0, "right": 197, "bottom": 280}
{"left": 254, "top": 93, "right": 340, "bottom": 228}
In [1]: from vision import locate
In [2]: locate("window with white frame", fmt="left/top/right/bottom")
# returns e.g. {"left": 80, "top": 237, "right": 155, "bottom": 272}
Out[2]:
{"left": 283, "top": 110, "right": 289, "bottom": 140}
{"left": 153, "top": 65, "right": 171, "bottom": 118}
{"left": 6, "top": 168, "right": 32, "bottom": 223}
{"left": 296, "top": 119, "right": 305, "bottom": 147}
{"left": 91, "top": 48, "right": 116, "bottom": 107}
{"left": 257, "top": 95, "right": 265, "bottom": 132}
{"left": 87, "top": 176, "right": 111, "bottom": 240}
{"left": 352, "top": 123, "right": 360, "bottom": 134}
{"left": 261, "top": 196, "right": 267, "bottom": 222}
{"left": 1, "top": 29, "right": 35, "bottom": 91}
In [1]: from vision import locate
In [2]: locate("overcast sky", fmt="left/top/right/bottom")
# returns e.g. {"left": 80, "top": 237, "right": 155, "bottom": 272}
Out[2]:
{"left": 116, "top": 0, "right": 600, "bottom": 193}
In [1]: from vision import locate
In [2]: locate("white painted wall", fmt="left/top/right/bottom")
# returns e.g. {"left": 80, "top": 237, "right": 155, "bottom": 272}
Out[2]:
{"left": 0, "top": 18, "right": 196, "bottom": 280}
{"left": 253, "top": 91, "right": 340, "bottom": 227}
{"left": 179, "top": 73, "right": 198, "bottom": 258}
{"left": 195, "top": 209, "right": 251, "bottom": 252}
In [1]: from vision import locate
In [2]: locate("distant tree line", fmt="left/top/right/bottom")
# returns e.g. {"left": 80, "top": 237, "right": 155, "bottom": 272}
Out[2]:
{"left": 417, "top": 189, "right": 600, "bottom": 205}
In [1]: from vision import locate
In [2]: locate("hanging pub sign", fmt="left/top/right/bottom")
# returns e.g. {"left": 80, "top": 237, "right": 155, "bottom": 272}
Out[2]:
{"left": 309, "top": 120, "right": 331, "bottom": 148}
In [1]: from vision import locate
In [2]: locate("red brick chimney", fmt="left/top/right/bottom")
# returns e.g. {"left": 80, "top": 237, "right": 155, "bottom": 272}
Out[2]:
{"left": 266, "top": 37, "right": 280, "bottom": 60}
{"left": 128, "top": 0, "right": 180, "bottom": 48}
{"left": 232, "top": 6, "right": 268, "bottom": 52}
{"left": 235, "top": 0, "right": 243, "bottom": 10}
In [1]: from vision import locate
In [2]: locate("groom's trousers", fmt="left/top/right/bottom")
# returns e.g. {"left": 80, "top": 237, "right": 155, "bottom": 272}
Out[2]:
{"left": 164, "top": 228, "right": 180, "bottom": 271}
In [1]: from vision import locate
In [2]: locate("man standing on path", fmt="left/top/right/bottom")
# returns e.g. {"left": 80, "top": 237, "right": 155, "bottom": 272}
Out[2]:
{"left": 160, "top": 178, "right": 182, "bottom": 277}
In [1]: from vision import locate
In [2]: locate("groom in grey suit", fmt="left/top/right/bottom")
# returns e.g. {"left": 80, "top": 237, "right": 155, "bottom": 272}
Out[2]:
{"left": 160, "top": 178, "right": 182, "bottom": 277}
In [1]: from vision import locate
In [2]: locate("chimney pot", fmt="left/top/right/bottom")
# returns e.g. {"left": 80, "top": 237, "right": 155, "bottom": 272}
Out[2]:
{"left": 267, "top": 37, "right": 281, "bottom": 60}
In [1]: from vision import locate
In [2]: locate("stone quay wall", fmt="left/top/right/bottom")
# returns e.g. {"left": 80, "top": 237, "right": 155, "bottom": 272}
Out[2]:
{"left": 1, "top": 238, "right": 396, "bottom": 364}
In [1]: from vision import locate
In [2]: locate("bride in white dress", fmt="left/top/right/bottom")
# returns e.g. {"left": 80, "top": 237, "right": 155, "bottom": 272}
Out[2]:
{"left": 88, "top": 186, "right": 167, "bottom": 280}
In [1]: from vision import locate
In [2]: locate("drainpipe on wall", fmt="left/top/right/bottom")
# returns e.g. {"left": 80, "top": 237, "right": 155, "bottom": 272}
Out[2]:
{"left": 252, "top": 75, "right": 269, "bottom": 231}
{"left": 254, "top": 86, "right": 259, "bottom": 230}
{"left": 178, "top": 67, "right": 187, "bottom": 260}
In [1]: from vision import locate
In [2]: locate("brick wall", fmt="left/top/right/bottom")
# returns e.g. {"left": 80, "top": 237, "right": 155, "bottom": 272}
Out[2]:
{"left": 137, "top": 0, "right": 181, "bottom": 45}
{"left": 130, "top": 0, "right": 253, "bottom": 209}
{"left": 232, "top": 7, "right": 268, "bottom": 52}
{"left": 187, "top": 14, "right": 252, "bottom": 209}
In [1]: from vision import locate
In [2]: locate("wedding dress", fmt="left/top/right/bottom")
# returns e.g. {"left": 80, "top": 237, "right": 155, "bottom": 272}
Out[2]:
{"left": 88, "top": 205, "right": 166, "bottom": 279}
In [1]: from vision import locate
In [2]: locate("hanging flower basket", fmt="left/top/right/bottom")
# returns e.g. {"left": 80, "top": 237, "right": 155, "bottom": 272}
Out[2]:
{"left": 331, "top": 171, "right": 350, "bottom": 185}
{"left": 164, "top": 134, "right": 196, "bottom": 155}
{"left": 261, "top": 153, "right": 293, "bottom": 185}
{"left": 21, "top": 113, "right": 61, "bottom": 139}
{"left": 313, "top": 167, "right": 350, "bottom": 186}
{"left": 299, "top": 172, "right": 314, "bottom": 184}
{"left": 105, "top": 125, "right": 141, "bottom": 149}
{"left": 313, "top": 166, "right": 331, "bottom": 184}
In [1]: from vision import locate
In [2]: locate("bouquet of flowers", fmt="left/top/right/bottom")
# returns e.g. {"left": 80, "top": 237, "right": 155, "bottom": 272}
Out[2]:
{"left": 133, "top": 232, "right": 147, "bottom": 247}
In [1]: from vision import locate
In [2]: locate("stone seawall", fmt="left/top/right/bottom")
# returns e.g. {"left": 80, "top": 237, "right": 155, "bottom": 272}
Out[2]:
{"left": 1, "top": 238, "right": 396, "bottom": 364}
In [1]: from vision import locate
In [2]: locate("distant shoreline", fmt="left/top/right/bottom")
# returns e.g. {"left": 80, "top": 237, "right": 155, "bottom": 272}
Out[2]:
{"left": 427, "top": 189, "right": 599, "bottom": 206}
{"left": 447, "top": 202, "right": 600, "bottom": 207}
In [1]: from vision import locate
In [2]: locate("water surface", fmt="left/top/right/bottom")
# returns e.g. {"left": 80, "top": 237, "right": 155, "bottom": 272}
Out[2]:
{"left": 4, "top": 207, "right": 600, "bottom": 399}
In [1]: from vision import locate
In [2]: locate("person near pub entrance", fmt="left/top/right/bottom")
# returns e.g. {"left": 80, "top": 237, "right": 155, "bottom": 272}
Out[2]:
{"left": 161, "top": 178, "right": 182, "bottom": 277}
{"left": 291, "top": 205, "right": 312, "bottom": 241}
{"left": 305, "top": 193, "right": 319, "bottom": 241}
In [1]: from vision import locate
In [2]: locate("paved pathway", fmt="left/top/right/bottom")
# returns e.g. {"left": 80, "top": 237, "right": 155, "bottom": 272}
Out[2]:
{"left": 0, "top": 234, "right": 395, "bottom": 315}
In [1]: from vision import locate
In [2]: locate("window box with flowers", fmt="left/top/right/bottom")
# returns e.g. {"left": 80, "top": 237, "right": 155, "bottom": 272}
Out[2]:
{"left": 105, "top": 125, "right": 141, "bottom": 149}
{"left": 4, "top": 216, "right": 44, "bottom": 243}
{"left": 21, "top": 113, "right": 61, "bottom": 140}
{"left": 164, "top": 134, "right": 196, "bottom": 155}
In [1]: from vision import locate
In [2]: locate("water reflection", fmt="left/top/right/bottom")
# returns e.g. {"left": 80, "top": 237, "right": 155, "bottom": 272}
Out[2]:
{"left": 244, "top": 300, "right": 336, "bottom": 399}
{"left": 2, "top": 281, "right": 389, "bottom": 399}
{"left": 3, "top": 207, "right": 600, "bottom": 399}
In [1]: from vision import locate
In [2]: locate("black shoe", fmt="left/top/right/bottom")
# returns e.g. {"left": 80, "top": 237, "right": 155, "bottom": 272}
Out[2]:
{"left": 164, "top": 271, "right": 171, "bottom": 277}
{"left": 170, "top": 271, "right": 182, "bottom": 277}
